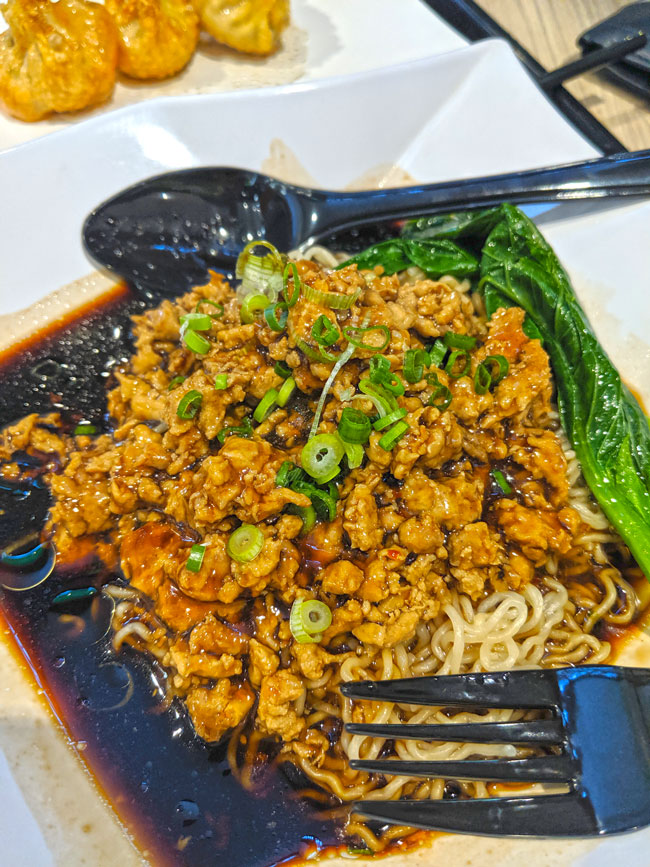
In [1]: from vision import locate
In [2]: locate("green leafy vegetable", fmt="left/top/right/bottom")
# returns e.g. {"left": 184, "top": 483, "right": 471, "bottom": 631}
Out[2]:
{"left": 404, "top": 203, "right": 650, "bottom": 577}
{"left": 338, "top": 238, "right": 478, "bottom": 278}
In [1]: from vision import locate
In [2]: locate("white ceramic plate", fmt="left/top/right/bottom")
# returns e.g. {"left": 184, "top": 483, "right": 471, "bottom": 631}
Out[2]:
{"left": 1, "top": 35, "right": 649, "bottom": 867}
{"left": 0, "top": 0, "right": 465, "bottom": 151}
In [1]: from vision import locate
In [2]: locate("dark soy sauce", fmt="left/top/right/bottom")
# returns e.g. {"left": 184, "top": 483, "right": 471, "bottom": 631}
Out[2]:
{"left": 0, "top": 285, "right": 343, "bottom": 867}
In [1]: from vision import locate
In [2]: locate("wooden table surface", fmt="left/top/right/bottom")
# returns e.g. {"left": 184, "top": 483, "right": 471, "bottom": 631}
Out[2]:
{"left": 479, "top": 0, "right": 650, "bottom": 151}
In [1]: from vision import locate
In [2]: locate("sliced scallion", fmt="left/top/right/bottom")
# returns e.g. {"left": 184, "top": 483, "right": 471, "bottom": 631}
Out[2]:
{"left": 358, "top": 380, "right": 397, "bottom": 416}
{"left": 274, "top": 360, "right": 292, "bottom": 379}
{"left": 182, "top": 328, "right": 211, "bottom": 355}
{"left": 276, "top": 377, "right": 296, "bottom": 407}
{"left": 168, "top": 375, "right": 186, "bottom": 391}
{"left": 216, "top": 417, "right": 253, "bottom": 444}
{"left": 491, "top": 469, "right": 512, "bottom": 495}
{"left": 282, "top": 262, "right": 301, "bottom": 307}
{"left": 177, "top": 390, "right": 203, "bottom": 419}
{"left": 227, "top": 524, "right": 264, "bottom": 563}
{"left": 264, "top": 301, "right": 288, "bottom": 332}
{"left": 445, "top": 349, "right": 471, "bottom": 379}
{"left": 342, "top": 440, "right": 364, "bottom": 469}
{"left": 378, "top": 420, "right": 409, "bottom": 451}
{"left": 179, "top": 312, "right": 212, "bottom": 331}
{"left": 73, "top": 423, "right": 97, "bottom": 436}
{"left": 311, "top": 314, "right": 339, "bottom": 347}
{"left": 301, "top": 433, "right": 345, "bottom": 481}
{"left": 236, "top": 240, "right": 284, "bottom": 298}
{"left": 308, "top": 341, "right": 356, "bottom": 438}
{"left": 343, "top": 324, "right": 391, "bottom": 352}
{"left": 373, "top": 407, "right": 407, "bottom": 431}
{"left": 186, "top": 544, "right": 205, "bottom": 573}
{"left": 427, "top": 373, "right": 452, "bottom": 411}
{"left": 240, "top": 292, "right": 271, "bottom": 324}
{"left": 368, "top": 354, "right": 404, "bottom": 395}
{"left": 303, "top": 283, "right": 360, "bottom": 309}
{"left": 428, "top": 340, "right": 447, "bottom": 368}
{"left": 337, "top": 407, "right": 371, "bottom": 444}
{"left": 214, "top": 374, "right": 228, "bottom": 390}
{"left": 403, "top": 348, "right": 429, "bottom": 383}
{"left": 287, "top": 503, "right": 317, "bottom": 535}
{"left": 293, "top": 480, "right": 338, "bottom": 522}
{"left": 484, "top": 354, "right": 510, "bottom": 385}
{"left": 474, "top": 362, "right": 492, "bottom": 395}
{"left": 443, "top": 331, "right": 477, "bottom": 350}
{"left": 290, "top": 598, "right": 332, "bottom": 643}
{"left": 276, "top": 460, "right": 305, "bottom": 488}
{"left": 253, "top": 388, "right": 279, "bottom": 423}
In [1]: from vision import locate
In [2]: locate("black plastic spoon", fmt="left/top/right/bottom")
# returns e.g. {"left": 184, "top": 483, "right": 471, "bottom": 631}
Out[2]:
{"left": 83, "top": 149, "right": 650, "bottom": 298}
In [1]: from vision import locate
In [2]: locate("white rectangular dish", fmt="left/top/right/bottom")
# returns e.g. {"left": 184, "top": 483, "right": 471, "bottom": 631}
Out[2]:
{"left": 0, "top": 35, "right": 649, "bottom": 867}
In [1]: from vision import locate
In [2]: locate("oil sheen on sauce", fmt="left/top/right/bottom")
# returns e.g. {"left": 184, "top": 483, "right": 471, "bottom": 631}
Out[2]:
{"left": 0, "top": 285, "right": 347, "bottom": 867}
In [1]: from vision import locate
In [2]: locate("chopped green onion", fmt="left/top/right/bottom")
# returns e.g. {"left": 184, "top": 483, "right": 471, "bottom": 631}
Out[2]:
{"left": 491, "top": 469, "right": 512, "bottom": 495}
{"left": 343, "top": 324, "right": 391, "bottom": 352}
{"left": 216, "top": 417, "right": 253, "bottom": 444}
{"left": 168, "top": 375, "right": 186, "bottom": 391}
{"left": 311, "top": 314, "right": 340, "bottom": 347}
{"left": 428, "top": 340, "right": 447, "bottom": 368}
{"left": 186, "top": 544, "right": 206, "bottom": 573}
{"left": 274, "top": 360, "right": 292, "bottom": 379}
{"left": 194, "top": 298, "right": 224, "bottom": 318}
{"left": 445, "top": 349, "right": 471, "bottom": 379}
{"left": 277, "top": 377, "right": 296, "bottom": 407}
{"left": 286, "top": 503, "right": 317, "bottom": 535}
{"left": 276, "top": 461, "right": 305, "bottom": 488}
{"left": 337, "top": 407, "right": 371, "bottom": 444}
{"left": 303, "top": 283, "right": 360, "bottom": 309}
{"left": 347, "top": 848, "right": 374, "bottom": 857}
{"left": 182, "top": 328, "right": 211, "bottom": 354}
{"left": 358, "top": 380, "right": 397, "bottom": 416}
{"left": 214, "top": 374, "right": 228, "bottom": 390}
{"left": 73, "top": 423, "right": 97, "bottom": 436}
{"left": 484, "top": 354, "right": 510, "bottom": 385}
{"left": 368, "top": 354, "right": 404, "bottom": 395}
{"left": 341, "top": 440, "right": 364, "bottom": 469}
{"left": 51, "top": 587, "right": 98, "bottom": 608}
{"left": 253, "top": 388, "right": 279, "bottom": 423}
{"left": 443, "top": 331, "right": 477, "bottom": 350}
{"left": 227, "top": 524, "right": 264, "bottom": 563}
{"left": 427, "top": 373, "right": 452, "bottom": 411}
{"left": 293, "top": 480, "right": 338, "bottom": 522}
{"left": 177, "top": 389, "right": 203, "bottom": 419}
{"left": 309, "top": 342, "right": 356, "bottom": 438}
{"left": 264, "top": 301, "right": 288, "bottom": 332}
{"left": 369, "top": 354, "right": 390, "bottom": 380}
{"left": 179, "top": 312, "right": 212, "bottom": 331}
{"left": 301, "top": 433, "right": 345, "bottom": 481}
{"left": 236, "top": 240, "right": 284, "bottom": 298}
{"left": 403, "top": 348, "right": 429, "bottom": 383}
{"left": 240, "top": 292, "right": 271, "bottom": 324}
{"left": 378, "top": 420, "right": 409, "bottom": 451}
{"left": 474, "top": 362, "right": 492, "bottom": 395}
{"left": 294, "top": 334, "right": 339, "bottom": 363}
{"left": 373, "top": 408, "right": 407, "bottom": 431}
{"left": 290, "top": 599, "right": 332, "bottom": 643}
{"left": 282, "top": 263, "right": 301, "bottom": 307}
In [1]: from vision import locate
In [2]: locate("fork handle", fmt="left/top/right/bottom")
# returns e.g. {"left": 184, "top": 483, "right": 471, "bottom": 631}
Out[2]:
{"left": 309, "top": 149, "right": 650, "bottom": 242}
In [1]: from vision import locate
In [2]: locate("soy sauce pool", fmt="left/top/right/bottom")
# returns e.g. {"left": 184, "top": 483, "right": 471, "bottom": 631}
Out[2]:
{"left": 0, "top": 284, "right": 344, "bottom": 867}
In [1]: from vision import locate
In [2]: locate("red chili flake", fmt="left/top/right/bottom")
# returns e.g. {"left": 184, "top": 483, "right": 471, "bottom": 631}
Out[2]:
{"left": 386, "top": 549, "right": 401, "bottom": 560}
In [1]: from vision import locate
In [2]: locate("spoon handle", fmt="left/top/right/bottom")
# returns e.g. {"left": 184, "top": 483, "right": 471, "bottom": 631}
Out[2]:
{"left": 309, "top": 149, "right": 650, "bottom": 243}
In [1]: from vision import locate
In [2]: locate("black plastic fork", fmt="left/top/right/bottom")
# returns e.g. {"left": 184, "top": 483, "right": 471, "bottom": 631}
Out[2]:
{"left": 340, "top": 666, "right": 650, "bottom": 837}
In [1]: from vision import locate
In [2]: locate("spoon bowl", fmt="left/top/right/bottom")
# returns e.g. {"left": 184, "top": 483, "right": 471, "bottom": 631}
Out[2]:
{"left": 83, "top": 151, "right": 650, "bottom": 298}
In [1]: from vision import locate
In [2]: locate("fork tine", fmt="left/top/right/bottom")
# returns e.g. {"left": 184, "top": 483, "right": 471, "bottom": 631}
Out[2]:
{"left": 340, "top": 670, "right": 559, "bottom": 709}
{"left": 345, "top": 719, "right": 564, "bottom": 745}
{"left": 349, "top": 755, "right": 572, "bottom": 783}
{"left": 353, "top": 793, "right": 598, "bottom": 837}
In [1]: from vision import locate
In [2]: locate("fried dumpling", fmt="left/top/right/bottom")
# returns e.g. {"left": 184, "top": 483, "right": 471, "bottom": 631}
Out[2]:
{"left": 194, "top": 0, "right": 289, "bottom": 56}
{"left": 105, "top": 0, "right": 200, "bottom": 80}
{"left": 0, "top": 0, "right": 118, "bottom": 122}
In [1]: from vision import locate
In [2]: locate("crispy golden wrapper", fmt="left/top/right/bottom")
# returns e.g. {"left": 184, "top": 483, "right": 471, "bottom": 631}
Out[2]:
{"left": 0, "top": 0, "right": 118, "bottom": 122}
{"left": 194, "top": 0, "right": 289, "bottom": 56}
{"left": 105, "top": 0, "right": 200, "bottom": 80}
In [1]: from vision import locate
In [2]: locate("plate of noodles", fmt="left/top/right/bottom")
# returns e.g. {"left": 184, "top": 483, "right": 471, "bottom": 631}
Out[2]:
{"left": 0, "top": 36, "right": 650, "bottom": 867}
